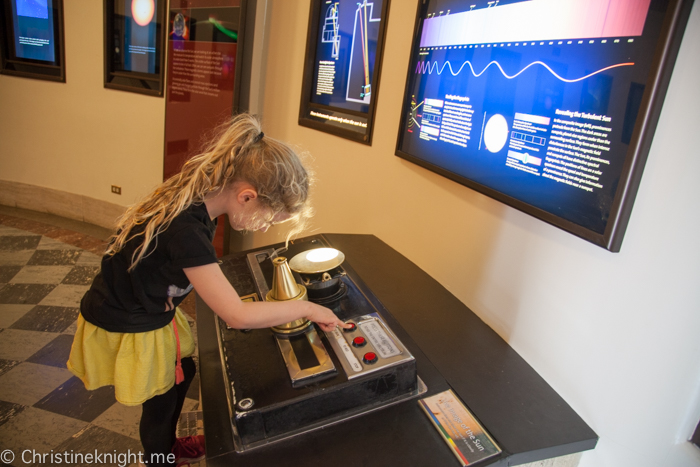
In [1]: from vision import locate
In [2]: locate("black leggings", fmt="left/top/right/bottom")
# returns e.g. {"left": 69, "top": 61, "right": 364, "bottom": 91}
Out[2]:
{"left": 140, "top": 357, "right": 197, "bottom": 467}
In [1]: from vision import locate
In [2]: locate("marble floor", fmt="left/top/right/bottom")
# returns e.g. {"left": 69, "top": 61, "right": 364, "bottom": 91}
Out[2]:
{"left": 0, "top": 207, "right": 204, "bottom": 467}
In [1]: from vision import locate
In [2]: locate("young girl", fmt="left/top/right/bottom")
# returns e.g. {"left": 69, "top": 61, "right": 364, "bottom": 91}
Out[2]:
{"left": 67, "top": 114, "right": 347, "bottom": 466}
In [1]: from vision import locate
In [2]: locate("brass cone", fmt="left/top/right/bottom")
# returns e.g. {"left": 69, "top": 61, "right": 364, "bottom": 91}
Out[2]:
{"left": 268, "top": 257, "right": 303, "bottom": 300}
{"left": 266, "top": 256, "right": 312, "bottom": 335}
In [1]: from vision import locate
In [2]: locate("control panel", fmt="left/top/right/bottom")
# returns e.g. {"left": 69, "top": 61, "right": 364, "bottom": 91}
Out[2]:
{"left": 325, "top": 313, "right": 414, "bottom": 380}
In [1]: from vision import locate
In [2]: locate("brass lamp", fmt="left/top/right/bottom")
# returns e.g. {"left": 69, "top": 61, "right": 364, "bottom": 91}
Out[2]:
{"left": 266, "top": 256, "right": 312, "bottom": 335}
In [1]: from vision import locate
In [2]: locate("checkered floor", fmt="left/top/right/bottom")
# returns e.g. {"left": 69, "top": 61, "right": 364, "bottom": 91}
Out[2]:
{"left": 0, "top": 212, "right": 204, "bottom": 467}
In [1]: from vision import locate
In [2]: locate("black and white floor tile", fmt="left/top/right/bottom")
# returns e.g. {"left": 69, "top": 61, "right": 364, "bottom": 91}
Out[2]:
{"left": 0, "top": 213, "right": 204, "bottom": 467}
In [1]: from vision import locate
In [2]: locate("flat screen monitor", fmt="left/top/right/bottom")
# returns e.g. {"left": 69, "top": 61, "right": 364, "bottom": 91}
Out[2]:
{"left": 10, "top": 0, "right": 56, "bottom": 62}
{"left": 299, "top": 0, "right": 390, "bottom": 144}
{"left": 0, "top": 0, "right": 65, "bottom": 81}
{"left": 110, "top": 0, "right": 160, "bottom": 74}
{"left": 395, "top": 0, "right": 693, "bottom": 251}
{"left": 104, "top": 0, "right": 165, "bottom": 96}
{"left": 118, "top": 0, "right": 158, "bottom": 74}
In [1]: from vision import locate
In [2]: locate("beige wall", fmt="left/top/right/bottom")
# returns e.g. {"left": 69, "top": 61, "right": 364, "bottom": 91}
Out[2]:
{"left": 1, "top": 1, "right": 700, "bottom": 467}
{"left": 0, "top": 0, "right": 165, "bottom": 210}
{"left": 257, "top": 2, "right": 700, "bottom": 467}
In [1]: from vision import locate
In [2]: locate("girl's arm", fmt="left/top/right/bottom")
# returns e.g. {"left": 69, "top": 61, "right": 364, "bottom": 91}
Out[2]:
{"left": 184, "top": 263, "right": 348, "bottom": 332}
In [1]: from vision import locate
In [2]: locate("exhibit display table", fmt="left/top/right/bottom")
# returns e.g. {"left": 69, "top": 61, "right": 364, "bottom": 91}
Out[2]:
{"left": 197, "top": 234, "right": 597, "bottom": 466}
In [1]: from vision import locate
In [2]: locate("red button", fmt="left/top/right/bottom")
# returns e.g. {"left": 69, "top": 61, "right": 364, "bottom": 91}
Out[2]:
{"left": 363, "top": 352, "right": 378, "bottom": 364}
{"left": 344, "top": 322, "right": 357, "bottom": 333}
{"left": 352, "top": 336, "right": 366, "bottom": 347}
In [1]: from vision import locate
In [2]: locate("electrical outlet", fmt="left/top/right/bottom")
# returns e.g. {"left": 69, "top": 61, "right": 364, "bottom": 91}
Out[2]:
{"left": 111, "top": 185, "right": 122, "bottom": 195}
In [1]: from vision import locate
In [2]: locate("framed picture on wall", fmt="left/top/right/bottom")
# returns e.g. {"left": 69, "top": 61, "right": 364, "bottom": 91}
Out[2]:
{"left": 395, "top": 0, "right": 694, "bottom": 252}
{"left": 104, "top": 0, "right": 166, "bottom": 96}
{"left": 0, "top": 0, "right": 66, "bottom": 82}
{"left": 298, "top": 0, "right": 390, "bottom": 145}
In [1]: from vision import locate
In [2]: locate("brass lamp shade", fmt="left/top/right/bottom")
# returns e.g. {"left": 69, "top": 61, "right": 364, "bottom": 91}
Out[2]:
{"left": 266, "top": 257, "right": 312, "bottom": 335}
{"left": 289, "top": 248, "right": 345, "bottom": 274}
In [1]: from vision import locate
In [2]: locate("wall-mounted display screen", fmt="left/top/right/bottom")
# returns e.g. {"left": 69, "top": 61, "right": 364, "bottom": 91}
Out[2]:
{"left": 116, "top": 0, "right": 159, "bottom": 74}
{"left": 104, "top": 0, "right": 165, "bottom": 95}
{"left": 396, "top": 0, "right": 693, "bottom": 251}
{"left": 11, "top": 0, "right": 57, "bottom": 62}
{"left": 0, "top": 0, "right": 65, "bottom": 81}
{"left": 299, "top": 0, "right": 390, "bottom": 144}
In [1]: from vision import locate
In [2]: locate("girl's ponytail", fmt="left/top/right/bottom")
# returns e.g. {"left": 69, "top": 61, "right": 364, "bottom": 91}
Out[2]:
{"left": 106, "top": 114, "right": 312, "bottom": 270}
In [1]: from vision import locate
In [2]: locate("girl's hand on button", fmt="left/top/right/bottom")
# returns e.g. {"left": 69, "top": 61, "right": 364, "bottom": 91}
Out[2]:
{"left": 307, "top": 303, "right": 352, "bottom": 332}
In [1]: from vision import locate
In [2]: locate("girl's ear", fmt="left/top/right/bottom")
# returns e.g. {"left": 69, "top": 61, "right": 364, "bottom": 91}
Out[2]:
{"left": 237, "top": 187, "right": 259, "bottom": 204}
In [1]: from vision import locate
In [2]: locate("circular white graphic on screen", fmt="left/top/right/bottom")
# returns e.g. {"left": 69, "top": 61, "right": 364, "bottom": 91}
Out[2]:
{"left": 484, "top": 114, "right": 509, "bottom": 153}
{"left": 132, "top": 0, "right": 155, "bottom": 26}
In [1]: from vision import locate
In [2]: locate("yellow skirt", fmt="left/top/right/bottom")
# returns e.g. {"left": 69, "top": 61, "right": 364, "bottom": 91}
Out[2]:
{"left": 67, "top": 308, "right": 195, "bottom": 406}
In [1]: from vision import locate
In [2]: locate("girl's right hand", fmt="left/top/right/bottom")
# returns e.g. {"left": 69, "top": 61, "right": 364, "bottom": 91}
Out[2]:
{"left": 306, "top": 302, "right": 351, "bottom": 332}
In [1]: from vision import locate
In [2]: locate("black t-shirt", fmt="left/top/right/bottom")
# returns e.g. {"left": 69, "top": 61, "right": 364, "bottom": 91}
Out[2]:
{"left": 81, "top": 203, "right": 218, "bottom": 333}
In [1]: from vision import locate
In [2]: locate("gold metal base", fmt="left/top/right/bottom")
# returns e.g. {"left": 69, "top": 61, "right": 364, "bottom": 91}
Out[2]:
{"left": 271, "top": 319, "right": 314, "bottom": 336}
{"left": 267, "top": 282, "right": 311, "bottom": 335}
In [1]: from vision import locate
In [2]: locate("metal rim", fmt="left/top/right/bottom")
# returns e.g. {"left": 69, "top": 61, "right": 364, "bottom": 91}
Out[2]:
{"left": 289, "top": 248, "right": 345, "bottom": 274}
{"left": 271, "top": 320, "right": 313, "bottom": 336}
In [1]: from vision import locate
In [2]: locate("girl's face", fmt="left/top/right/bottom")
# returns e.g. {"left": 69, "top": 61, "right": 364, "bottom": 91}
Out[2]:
{"left": 216, "top": 181, "right": 293, "bottom": 233}
{"left": 228, "top": 197, "right": 292, "bottom": 233}
{"left": 258, "top": 210, "right": 293, "bottom": 233}
{"left": 231, "top": 207, "right": 292, "bottom": 233}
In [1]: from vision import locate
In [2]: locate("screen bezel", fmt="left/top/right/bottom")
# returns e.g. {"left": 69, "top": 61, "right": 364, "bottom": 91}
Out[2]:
{"left": 0, "top": 0, "right": 66, "bottom": 82}
{"left": 103, "top": 0, "right": 166, "bottom": 96}
{"left": 395, "top": 0, "right": 694, "bottom": 252}
{"left": 298, "top": 0, "right": 391, "bottom": 145}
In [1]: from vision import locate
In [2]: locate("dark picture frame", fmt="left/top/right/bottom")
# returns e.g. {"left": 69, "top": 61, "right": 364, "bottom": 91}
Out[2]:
{"left": 104, "top": 0, "right": 166, "bottom": 96}
{"left": 395, "top": 0, "right": 694, "bottom": 252}
{"left": 298, "top": 0, "right": 390, "bottom": 145}
{"left": 0, "top": 0, "right": 66, "bottom": 82}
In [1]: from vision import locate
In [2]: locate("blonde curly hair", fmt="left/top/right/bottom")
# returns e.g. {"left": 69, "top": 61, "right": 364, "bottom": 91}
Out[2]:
{"left": 106, "top": 113, "right": 312, "bottom": 270}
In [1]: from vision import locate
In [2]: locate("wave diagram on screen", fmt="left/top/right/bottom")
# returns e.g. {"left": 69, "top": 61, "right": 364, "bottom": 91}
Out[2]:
{"left": 415, "top": 60, "right": 635, "bottom": 83}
